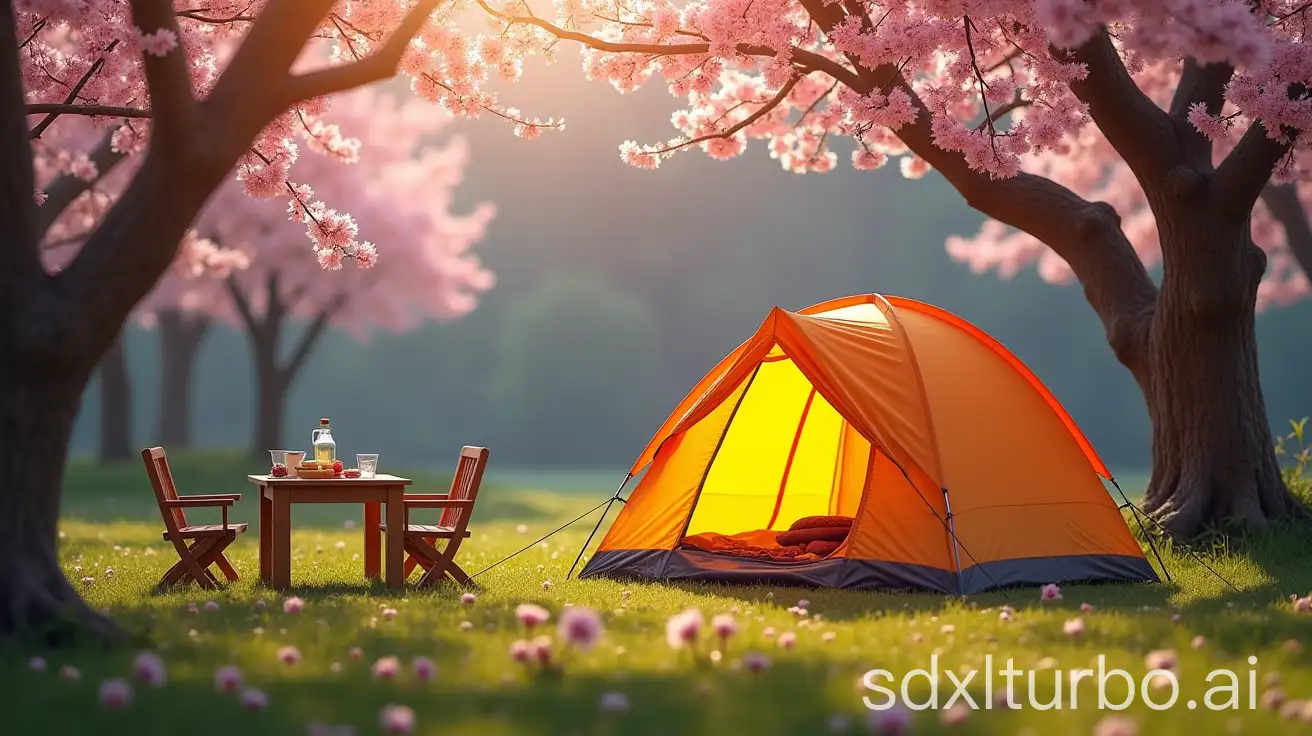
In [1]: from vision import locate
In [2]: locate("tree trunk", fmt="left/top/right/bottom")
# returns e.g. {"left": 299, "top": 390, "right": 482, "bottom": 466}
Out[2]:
{"left": 155, "top": 311, "right": 211, "bottom": 447}
{"left": 250, "top": 325, "right": 290, "bottom": 457}
{"left": 96, "top": 336, "right": 132, "bottom": 462}
{"left": 1137, "top": 215, "right": 1307, "bottom": 537}
{"left": 0, "top": 363, "right": 122, "bottom": 644}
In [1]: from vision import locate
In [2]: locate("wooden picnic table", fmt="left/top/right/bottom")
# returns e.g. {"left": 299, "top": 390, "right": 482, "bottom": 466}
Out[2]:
{"left": 246, "top": 474, "right": 413, "bottom": 590}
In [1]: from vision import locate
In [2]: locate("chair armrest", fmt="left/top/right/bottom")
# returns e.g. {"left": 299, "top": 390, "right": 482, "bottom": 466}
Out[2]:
{"left": 401, "top": 494, "right": 451, "bottom": 501}
{"left": 163, "top": 495, "right": 239, "bottom": 508}
{"left": 185, "top": 493, "right": 242, "bottom": 502}
{"left": 403, "top": 499, "right": 474, "bottom": 509}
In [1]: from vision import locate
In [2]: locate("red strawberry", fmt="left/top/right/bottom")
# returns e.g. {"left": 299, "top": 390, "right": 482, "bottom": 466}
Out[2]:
{"left": 333, "top": 460, "right": 343, "bottom": 474}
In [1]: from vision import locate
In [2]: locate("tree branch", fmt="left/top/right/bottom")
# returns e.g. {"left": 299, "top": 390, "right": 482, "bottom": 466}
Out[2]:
{"left": 281, "top": 0, "right": 445, "bottom": 105}
{"left": 1260, "top": 183, "right": 1312, "bottom": 280}
{"left": 0, "top": 0, "right": 41, "bottom": 281}
{"left": 27, "top": 41, "right": 119, "bottom": 139}
{"left": 1168, "top": 59, "right": 1234, "bottom": 161}
{"left": 129, "top": 0, "right": 199, "bottom": 145}
{"left": 1060, "top": 28, "right": 1182, "bottom": 191}
{"left": 34, "top": 132, "right": 126, "bottom": 237}
{"left": 283, "top": 293, "right": 348, "bottom": 380}
{"left": 26, "top": 104, "right": 150, "bottom": 120}
{"left": 1213, "top": 115, "right": 1301, "bottom": 214}
{"left": 647, "top": 75, "right": 802, "bottom": 155}
{"left": 224, "top": 276, "right": 259, "bottom": 334}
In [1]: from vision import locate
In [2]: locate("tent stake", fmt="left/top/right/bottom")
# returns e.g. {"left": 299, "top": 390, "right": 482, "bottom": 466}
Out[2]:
{"left": 1110, "top": 477, "right": 1172, "bottom": 583}
{"left": 566, "top": 474, "right": 632, "bottom": 580}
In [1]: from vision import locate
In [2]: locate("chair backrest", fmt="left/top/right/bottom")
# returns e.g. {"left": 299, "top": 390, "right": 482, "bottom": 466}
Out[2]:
{"left": 142, "top": 447, "right": 188, "bottom": 534}
{"left": 439, "top": 446, "right": 489, "bottom": 529}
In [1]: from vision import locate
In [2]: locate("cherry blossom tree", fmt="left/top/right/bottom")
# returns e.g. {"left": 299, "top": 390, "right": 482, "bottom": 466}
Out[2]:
{"left": 201, "top": 87, "right": 494, "bottom": 455}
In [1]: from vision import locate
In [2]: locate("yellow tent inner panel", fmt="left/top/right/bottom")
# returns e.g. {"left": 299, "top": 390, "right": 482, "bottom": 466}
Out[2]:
{"left": 685, "top": 354, "right": 864, "bottom": 537}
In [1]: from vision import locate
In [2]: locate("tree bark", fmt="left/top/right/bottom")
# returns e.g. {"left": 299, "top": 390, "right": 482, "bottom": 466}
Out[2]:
{"left": 253, "top": 347, "right": 289, "bottom": 455}
{"left": 96, "top": 335, "right": 132, "bottom": 462}
{"left": 155, "top": 310, "right": 210, "bottom": 447}
{"left": 1136, "top": 214, "right": 1306, "bottom": 536}
{"left": 0, "top": 357, "right": 121, "bottom": 644}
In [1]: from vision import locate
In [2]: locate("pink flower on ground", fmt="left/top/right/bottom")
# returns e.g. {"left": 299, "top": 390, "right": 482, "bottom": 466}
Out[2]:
{"left": 1063, "top": 617, "right": 1085, "bottom": 637}
{"left": 998, "top": 605, "right": 1015, "bottom": 622}
{"left": 516, "top": 604, "right": 550, "bottom": 629}
{"left": 379, "top": 704, "right": 415, "bottom": 734}
{"left": 821, "top": 631, "right": 837, "bottom": 643}
{"left": 1144, "top": 649, "right": 1178, "bottom": 671}
{"left": 665, "top": 609, "right": 704, "bottom": 649}
{"left": 712, "top": 613, "right": 738, "bottom": 641}
{"left": 240, "top": 688, "right": 269, "bottom": 711}
{"left": 541, "top": 580, "right": 552, "bottom": 590}
{"left": 558, "top": 606, "right": 603, "bottom": 651}
{"left": 255, "top": 599, "right": 267, "bottom": 609}
{"left": 1040, "top": 583, "right": 1062, "bottom": 601}
{"left": 214, "top": 666, "right": 243, "bottom": 692}
{"left": 797, "top": 599, "right": 810, "bottom": 608}
{"left": 60, "top": 665, "right": 80, "bottom": 681}
{"left": 188, "top": 602, "right": 199, "bottom": 615}
{"left": 1093, "top": 714, "right": 1139, "bottom": 736}
{"left": 204, "top": 601, "right": 220, "bottom": 612}
{"left": 80, "top": 577, "right": 95, "bottom": 587}
{"left": 940, "top": 700, "right": 970, "bottom": 725}
{"left": 1080, "top": 602, "right": 1095, "bottom": 613}
{"left": 278, "top": 646, "right": 302, "bottom": 665}
{"left": 763, "top": 626, "right": 777, "bottom": 638}
{"left": 412, "top": 657, "right": 437, "bottom": 681}
{"left": 349, "top": 647, "right": 363, "bottom": 661}
{"left": 372, "top": 656, "right": 400, "bottom": 679}
{"left": 742, "top": 651, "right": 771, "bottom": 672}
{"left": 778, "top": 632, "right": 797, "bottom": 649}
{"left": 132, "top": 651, "right": 167, "bottom": 686}
{"left": 867, "top": 703, "right": 912, "bottom": 734}
{"left": 1292, "top": 593, "right": 1312, "bottom": 612}
{"left": 29, "top": 656, "right": 46, "bottom": 673}
{"left": 283, "top": 597, "right": 305, "bottom": 614}
{"left": 381, "top": 608, "right": 398, "bottom": 621}
{"left": 99, "top": 678, "right": 133, "bottom": 709}
{"left": 531, "top": 636, "right": 553, "bottom": 665}
{"left": 1191, "top": 635, "right": 1207, "bottom": 649}
{"left": 461, "top": 593, "right": 477, "bottom": 605}
{"left": 510, "top": 639, "right": 532, "bottom": 663}
{"left": 598, "top": 690, "right": 630, "bottom": 712}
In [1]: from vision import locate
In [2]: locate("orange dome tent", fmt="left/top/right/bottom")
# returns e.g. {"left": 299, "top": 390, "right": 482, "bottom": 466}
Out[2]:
{"left": 577, "top": 294, "right": 1158, "bottom": 594}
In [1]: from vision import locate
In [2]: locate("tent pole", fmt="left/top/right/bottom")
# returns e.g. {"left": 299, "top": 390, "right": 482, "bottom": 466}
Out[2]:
{"left": 941, "top": 487, "right": 966, "bottom": 598}
{"left": 566, "top": 474, "right": 632, "bottom": 580}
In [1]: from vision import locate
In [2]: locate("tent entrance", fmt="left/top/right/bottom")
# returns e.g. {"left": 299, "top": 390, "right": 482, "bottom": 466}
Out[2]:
{"left": 683, "top": 352, "right": 871, "bottom": 539}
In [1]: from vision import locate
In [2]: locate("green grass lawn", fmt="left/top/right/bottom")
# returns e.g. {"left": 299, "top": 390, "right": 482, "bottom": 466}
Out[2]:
{"left": 4, "top": 451, "right": 1312, "bottom": 735}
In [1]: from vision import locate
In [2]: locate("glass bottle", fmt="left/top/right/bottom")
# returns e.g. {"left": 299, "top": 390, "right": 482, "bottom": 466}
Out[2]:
{"left": 312, "top": 418, "right": 336, "bottom": 465}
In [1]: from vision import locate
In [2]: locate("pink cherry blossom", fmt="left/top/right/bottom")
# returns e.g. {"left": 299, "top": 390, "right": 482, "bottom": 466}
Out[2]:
{"left": 214, "top": 666, "right": 243, "bottom": 692}
{"left": 283, "top": 597, "right": 304, "bottom": 614}
{"left": 1145, "top": 649, "right": 1178, "bottom": 672}
{"left": 743, "top": 651, "right": 771, "bottom": 672}
{"left": 1293, "top": 593, "right": 1312, "bottom": 612}
{"left": 510, "top": 639, "right": 532, "bottom": 663}
{"left": 516, "top": 604, "right": 550, "bottom": 629}
{"left": 1093, "top": 714, "right": 1140, "bottom": 736}
{"left": 1080, "top": 602, "right": 1096, "bottom": 613}
{"left": 59, "top": 666, "right": 80, "bottom": 681}
{"left": 349, "top": 647, "right": 363, "bottom": 661}
{"left": 99, "top": 678, "right": 133, "bottom": 709}
{"left": 1041, "top": 584, "right": 1062, "bottom": 601}
{"left": 379, "top": 704, "right": 415, "bottom": 735}
{"left": 558, "top": 607, "right": 604, "bottom": 651}
{"left": 777, "top": 632, "right": 797, "bottom": 649}
{"left": 29, "top": 657, "right": 46, "bottom": 673}
{"left": 132, "top": 652, "right": 167, "bottom": 687}
{"left": 461, "top": 593, "right": 477, "bottom": 606}
{"left": 381, "top": 608, "right": 398, "bottom": 621}
{"left": 598, "top": 690, "right": 630, "bottom": 712}
{"left": 372, "top": 656, "right": 400, "bottom": 680}
{"left": 665, "top": 609, "right": 704, "bottom": 649}
{"left": 1063, "top": 617, "right": 1086, "bottom": 637}
{"left": 204, "top": 601, "right": 220, "bottom": 612}
{"left": 531, "top": 636, "right": 554, "bottom": 666}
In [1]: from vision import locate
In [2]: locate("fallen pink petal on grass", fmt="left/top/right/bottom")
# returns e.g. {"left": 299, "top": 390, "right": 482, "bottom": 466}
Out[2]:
{"left": 214, "top": 666, "right": 243, "bottom": 692}
{"left": 99, "top": 678, "right": 133, "bottom": 709}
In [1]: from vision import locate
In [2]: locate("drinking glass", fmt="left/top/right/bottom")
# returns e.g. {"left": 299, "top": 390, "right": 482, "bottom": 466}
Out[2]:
{"left": 357, "top": 454, "right": 379, "bottom": 478}
{"left": 269, "top": 450, "right": 288, "bottom": 468}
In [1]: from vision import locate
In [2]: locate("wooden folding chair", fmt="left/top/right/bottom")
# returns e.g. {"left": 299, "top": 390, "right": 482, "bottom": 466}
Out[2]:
{"left": 385, "top": 446, "right": 489, "bottom": 588}
{"left": 142, "top": 447, "right": 247, "bottom": 592}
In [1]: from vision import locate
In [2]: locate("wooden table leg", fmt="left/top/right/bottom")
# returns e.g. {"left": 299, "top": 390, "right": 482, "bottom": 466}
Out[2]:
{"left": 259, "top": 488, "right": 272, "bottom": 584}
{"left": 364, "top": 502, "right": 381, "bottom": 579}
{"left": 271, "top": 491, "right": 292, "bottom": 590}
{"left": 385, "top": 486, "right": 405, "bottom": 590}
